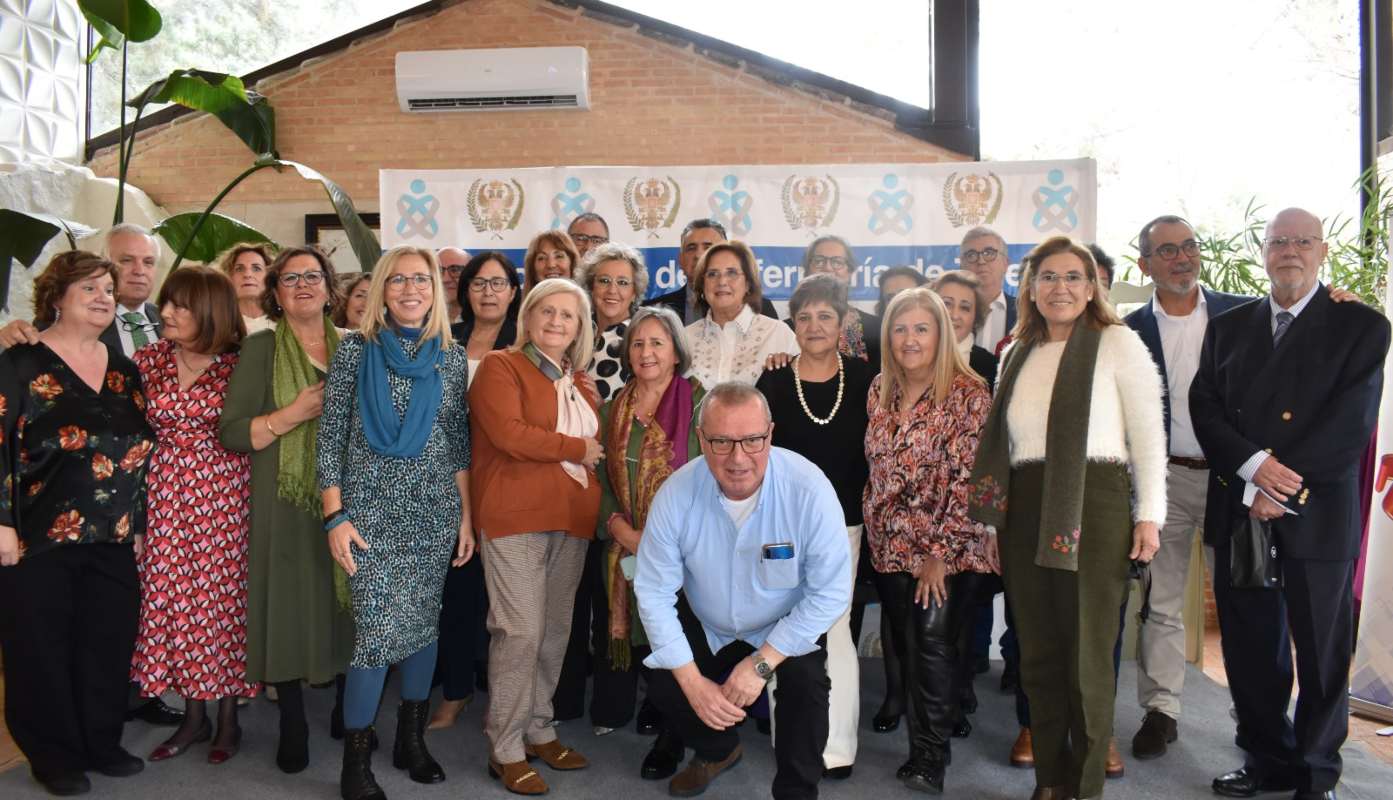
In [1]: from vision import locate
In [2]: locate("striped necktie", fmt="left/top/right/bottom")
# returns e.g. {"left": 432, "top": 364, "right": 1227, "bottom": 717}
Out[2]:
{"left": 122, "top": 311, "right": 152, "bottom": 348}
{"left": 1272, "top": 310, "right": 1294, "bottom": 346}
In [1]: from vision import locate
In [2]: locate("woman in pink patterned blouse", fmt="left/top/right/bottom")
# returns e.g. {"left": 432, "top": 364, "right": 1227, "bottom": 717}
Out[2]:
{"left": 862, "top": 287, "right": 996, "bottom": 794}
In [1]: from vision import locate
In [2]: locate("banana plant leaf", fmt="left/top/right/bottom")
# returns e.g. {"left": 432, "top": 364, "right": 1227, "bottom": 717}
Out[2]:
{"left": 130, "top": 70, "right": 276, "bottom": 159}
{"left": 78, "top": 0, "right": 162, "bottom": 63}
{"left": 153, "top": 212, "right": 273, "bottom": 265}
{"left": 0, "top": 210, "right": 97, "bottom": 311}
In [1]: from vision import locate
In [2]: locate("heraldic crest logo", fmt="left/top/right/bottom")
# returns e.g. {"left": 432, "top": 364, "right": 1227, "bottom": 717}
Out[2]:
{"left": 781, "top": 174, "right": 840, "bottom": 233}
{"left": 467, "top": 178, "right": 526, "bottom": 240}
{"left": 623, "top": 176, "right": 682, "bottom": 239}
{"left": 941, "top": 171, "right": 1004, "bottom": 228}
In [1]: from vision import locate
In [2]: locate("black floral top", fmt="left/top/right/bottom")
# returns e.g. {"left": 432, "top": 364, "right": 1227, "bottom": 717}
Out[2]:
{"left": 0, "top": 342, "right": 155, "bottom": 561}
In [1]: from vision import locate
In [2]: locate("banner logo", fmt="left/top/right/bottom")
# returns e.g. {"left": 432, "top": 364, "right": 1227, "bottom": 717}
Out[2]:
{"left": 942, "top": 171, "right": 1003, "bottom": 228}
{"left": 868, "top": 174, "right": 914, "bottom": 236}
{"left": 396, "top": 179, "right": 441, "bottom": 240}
{"left": 550, "top": 176, "right": 596, "bottom": 230}
{"left": 781, "top": 175, "right": 840, "bottom": 234}
{"left": 622, "top": 177, "right": 682, "bottom": 239}
{"left": 466, "top": 178, "right": 525, "bottom": 240}
{"left": 709, "top": 174, "right": 754, "bottom": 236}
{"left": 1032, "top": 169, "right": 1079, "bottom": 233}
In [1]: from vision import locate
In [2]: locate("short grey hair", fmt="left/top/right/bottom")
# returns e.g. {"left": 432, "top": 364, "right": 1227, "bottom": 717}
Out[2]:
{"left": 568, "top": 211, "right": 610, "bottom": 236}
{"left": 621, "top": 306, "right": 692, "bottom": 377}
{"left": 789, "top": 273, "right": 849, "bottom": 321}
{"left": 960, "top": 225, "right": 1006, "bottom": 252}
{"left": 697, "top": 381, "right": 772, "bottom": 429}
{"left": 576, "top": 241, "right": 649, "bottom": 315}
{"left": 105, "top": 222, "right": 162, "bottom": 260}
{"left": 1137, "top": 214, "right": 1194, "bottom": 257}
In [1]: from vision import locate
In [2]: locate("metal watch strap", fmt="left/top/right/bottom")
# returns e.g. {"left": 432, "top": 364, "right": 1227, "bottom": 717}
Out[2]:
{"left": 752, "top": 653, "right": 774, "bottom": 681}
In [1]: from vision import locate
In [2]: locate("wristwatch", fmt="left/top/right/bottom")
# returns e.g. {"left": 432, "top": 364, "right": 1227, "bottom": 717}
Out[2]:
{"left": 751, "top": 653, "right": 775, "bottom": 682}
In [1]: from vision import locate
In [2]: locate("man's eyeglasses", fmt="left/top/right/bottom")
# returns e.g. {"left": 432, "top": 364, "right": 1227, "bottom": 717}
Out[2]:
{"left": 468, "top": 276, "right": 511, "bottom": 293}
{"left": 443, "top": 264, "right": 466, "bottom": 277}
{"left": 702, "top": 429, "right": 771, "bottom": 455}
{"left": 571, "top": 234, "right": 609, "bottom": 246}
{"left": 1034, "top": 271, "right": 1088, "bottom": 287}
{"left": 594, "top": 275, "right": 633, "bottom": 289}
{"left": 1263, "top": 236, "right": 1322, "bottom": 252}
{"left": 810, "top": 255, "right": 850, "bottom": 270}
{"left": 279, "top": 271, "right": 325, "bottom": 287}
{"left": 386, "top": 273, "right": 433, "bottom": 289}
{"left": 961, "top": 247, "right": 1000, "bottom": 264}
{"left": 1147, "top": 241, "right": 1200, "bottom": 261}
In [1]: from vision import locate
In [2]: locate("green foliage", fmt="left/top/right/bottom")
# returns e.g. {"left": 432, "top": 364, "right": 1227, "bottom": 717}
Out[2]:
{"left": 0, "top": 211, "right": 97, "bottom": 311}
{"left": 78, "top": 0, "right": 162, "bottom": 63}
{"left": 153, "top": 212, "right": 272, "bottom": 264}
{"left": 130, "top": 69, "right": 276, "bottom": 158}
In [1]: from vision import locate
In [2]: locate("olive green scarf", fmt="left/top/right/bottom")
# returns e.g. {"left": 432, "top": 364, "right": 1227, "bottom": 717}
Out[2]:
{"left": 272, "top": 316, "right": 341, "bottom": 514}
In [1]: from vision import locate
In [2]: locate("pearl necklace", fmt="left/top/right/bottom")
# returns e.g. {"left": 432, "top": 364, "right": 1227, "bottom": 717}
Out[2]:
{"left": 793, "top": 353, "right": 844, "bottom": 425}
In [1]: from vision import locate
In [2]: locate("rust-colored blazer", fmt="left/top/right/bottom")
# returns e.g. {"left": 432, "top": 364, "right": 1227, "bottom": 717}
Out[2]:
{"left": 468, "top": 349, "right": 601, "bottom": 540}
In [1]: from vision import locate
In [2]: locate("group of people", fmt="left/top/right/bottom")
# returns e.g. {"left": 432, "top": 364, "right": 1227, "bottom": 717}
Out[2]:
{"left": 0, "top": 206, "right": 1384, "bottom": 800}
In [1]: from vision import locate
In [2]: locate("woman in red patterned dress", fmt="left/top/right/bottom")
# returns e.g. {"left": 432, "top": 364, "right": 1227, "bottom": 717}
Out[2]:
{"left": 129, "top": 266, "right": 254, "bottom": 765}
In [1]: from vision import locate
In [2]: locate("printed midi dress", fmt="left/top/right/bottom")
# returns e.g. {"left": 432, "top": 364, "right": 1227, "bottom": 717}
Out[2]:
{"left": 316, "top": 333, "right": 471, "bottom": 668}
{"left": 129, "top": 340, "right": 256, "bottom": 699}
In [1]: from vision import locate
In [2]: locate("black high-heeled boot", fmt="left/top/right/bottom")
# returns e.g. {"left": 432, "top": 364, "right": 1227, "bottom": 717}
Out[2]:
{"left": 392, "top": 700, "right": 445, "bottom": 783}
{"left": 274, "top": 681, "right": 309, "bottom": 774}
{"left": 341, "top": 728, "right": 386, "bottom": 800}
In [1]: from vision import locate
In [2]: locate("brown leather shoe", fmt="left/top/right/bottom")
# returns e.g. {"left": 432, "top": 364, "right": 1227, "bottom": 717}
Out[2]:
{"left": 1029, "top": 787, "right": 1073, "bottom": 800}
{"left": 489, "top": 757, "right": 549, "bottom": 795}
{"left": 426, "top": 697, "right": 470, "bottom": 731}
{"left": 1010, "top": 727, "right": 1035, "bottom": 769}
{"left": 524, "top": 740, "right": 589, "bottom": 770}
{"left": 1105, "top": 736, "right": 1124, "bottom": 778}
{"left": 668, "top": 744, "right": 742, "bottom": 797}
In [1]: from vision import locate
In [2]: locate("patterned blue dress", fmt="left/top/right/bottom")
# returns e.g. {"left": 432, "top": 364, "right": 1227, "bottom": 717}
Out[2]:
{"left": 316, "top": 332, "right": 471, "bottom": 668}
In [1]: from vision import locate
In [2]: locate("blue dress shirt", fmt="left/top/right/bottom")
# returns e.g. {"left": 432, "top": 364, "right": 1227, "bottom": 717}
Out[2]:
{"left": 635, "top": 447, "right": 853, "bottom": 671}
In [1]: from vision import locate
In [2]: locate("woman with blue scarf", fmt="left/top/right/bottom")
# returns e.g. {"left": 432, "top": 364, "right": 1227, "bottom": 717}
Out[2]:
{"left": 317, "top": 246, "right": 473, "bottom": 800}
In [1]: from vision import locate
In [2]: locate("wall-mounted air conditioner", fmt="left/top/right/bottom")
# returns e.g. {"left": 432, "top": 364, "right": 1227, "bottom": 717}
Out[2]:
{"left": 395, "top": 46, "right": 590, "bottom": 112}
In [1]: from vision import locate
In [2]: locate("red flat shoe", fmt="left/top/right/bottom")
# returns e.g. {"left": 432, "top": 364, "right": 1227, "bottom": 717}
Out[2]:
{"left": 207, "top": 727, "right": 242, "bottom": 765}
{"left": 148, "top": 719, "right": 212, "bottom": 762}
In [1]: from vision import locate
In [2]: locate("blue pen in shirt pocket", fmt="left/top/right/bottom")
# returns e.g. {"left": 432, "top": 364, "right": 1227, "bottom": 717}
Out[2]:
{"left": 763, "top": 542, "right": 795, "bottom": 560}
{"left": 759, "top": 542, "right": 799, "bottom": 589}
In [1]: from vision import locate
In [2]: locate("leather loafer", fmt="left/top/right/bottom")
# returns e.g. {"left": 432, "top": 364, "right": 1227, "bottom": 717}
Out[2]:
{"left": 126, "top": 697, "right": 184, "bottom": 726}
{"left": 642, "top": 732, "right": 684, "bottom": 781}
{"left": 33, "top": 770, "right": 91, "bottom": 796}
{"left": 1212, "top": 766, "right": 1297, "bottom": 798}
{"left": 636, "top": 699, "right": 662, "bottom": 736}
{"left": 1010, "top": 727, "right": 1035, "bottom": 769}
{"left": 668, "top": 745, "right": 741, "bottom": 797}
{"left": 823, "top": 765, "right": 853, "bottom": 780}
{"left": 92, "top": 748, "right": 144, "bottom": 777}
{"left": 1132, "top": 709, "right": 1178, "bottom": 760}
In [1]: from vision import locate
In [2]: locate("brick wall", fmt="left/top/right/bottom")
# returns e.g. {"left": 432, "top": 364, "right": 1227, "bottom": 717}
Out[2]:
{"left": 88, "top": 0, "right": 965, "bottom": 216}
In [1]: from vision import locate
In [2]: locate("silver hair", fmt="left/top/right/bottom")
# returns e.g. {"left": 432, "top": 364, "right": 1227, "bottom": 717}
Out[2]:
{"left": 697, "top": 381, "right": 772, "bottom": 430}
{"left": 960, "top": 225, "right": 1006, "bottom": 252}
{"left": 621, "top": 306, "right": 693, "bottom": 376}
{"left": 105, "top": 222, "right": 162, "bottom": 260}
{"left": 576, "top": 241, "right": 649, "bottom": 315}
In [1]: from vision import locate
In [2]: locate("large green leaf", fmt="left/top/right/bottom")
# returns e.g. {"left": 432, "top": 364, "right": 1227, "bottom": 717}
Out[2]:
{"left": 79, "top": 0, "right": 162, "bottom": 63}
{"left": 153, "top": 212, "right": 272, "bottom": 265}
{"left": 264, "top": 158, "right": 381, "bottom": 272}
{"left": 130, "top": 70, "right": 277, "bottom": 158}
{"left": 0, "top": 210, "right": 97, "bottom": 311}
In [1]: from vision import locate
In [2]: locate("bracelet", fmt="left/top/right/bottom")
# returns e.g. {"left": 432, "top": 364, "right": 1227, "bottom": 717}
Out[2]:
{"left": 323, "top": 510, "right": 350, "bottom": 533}
{"left": 264, "top": 415, "right": 281, "bottom": 437}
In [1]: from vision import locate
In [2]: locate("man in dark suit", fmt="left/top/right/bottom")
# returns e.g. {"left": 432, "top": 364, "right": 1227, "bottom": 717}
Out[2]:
{"left": 1124, "top": 215, "right": 1248, "bottom": 761}
{"left": 959, "top": 226, "right": 1017, "bottom": 353}
{"left": 1, "top": 223, "right": 163, "bottom": 357}
{"left": 1190, "top": 207, "right": 1390, "bottom": 800}
{"left": 644, "top": 218, "right": 778, "bottom": 324}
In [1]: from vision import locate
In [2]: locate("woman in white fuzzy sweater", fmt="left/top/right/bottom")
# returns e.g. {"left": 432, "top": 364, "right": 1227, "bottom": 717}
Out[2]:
{"left": 967, "top": 236, "right": 1165, "bottom": 800}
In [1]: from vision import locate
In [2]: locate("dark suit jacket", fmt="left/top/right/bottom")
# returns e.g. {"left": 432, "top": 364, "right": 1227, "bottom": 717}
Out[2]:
{"left": 1125, "top": 286, "right": 1248, "bottom": 448}
{"left": 31, "top": 303, "right": 161, "bottom": 357}
{"left": 781, "top": 308, "right": 882, "bottom": 369}
{"left": 969, "top": 345, "right": 998, "bottom": 392}
{"left": 1189, "top": 285, "right": 1390, "bottom": 559}
{"left": 644, "top": 287, "right": 778, "bottom": 323}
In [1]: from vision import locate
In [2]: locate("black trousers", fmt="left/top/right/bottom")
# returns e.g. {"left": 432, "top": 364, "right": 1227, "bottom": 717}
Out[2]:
{"left": 646, "top": 602, "right": 829, "bottom": 800}
{"left": 553, "top": 538, "right": 606, "bottom": 721}
{"left": 435, "top": 552, "right": 490, "bottom": 701}
{"left": 1213, "top": 541, "right": 1353, "bottom": 793}
{"left": 876, "top": 569, "right": 989, "bottom": 763}
{"left": 0, "top": 544, "right": 139, "bottom": 777}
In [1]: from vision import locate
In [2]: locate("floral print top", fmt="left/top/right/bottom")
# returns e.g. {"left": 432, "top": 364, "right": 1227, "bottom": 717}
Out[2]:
{"left": 0, "top": 342, "right": 155, "bottom": 561}
{"left": 862, "top": 371, "right": 993, "bottom": 576}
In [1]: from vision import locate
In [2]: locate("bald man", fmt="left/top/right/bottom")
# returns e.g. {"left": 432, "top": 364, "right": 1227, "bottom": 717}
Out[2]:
{"left": 438, "top": 247, "right": 471, "bottom": 324}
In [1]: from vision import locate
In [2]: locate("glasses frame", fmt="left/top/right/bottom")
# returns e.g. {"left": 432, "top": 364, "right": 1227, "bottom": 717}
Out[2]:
{"left": 1263, "top": 236, "right": 1323, "bottom": 252}
{"left": 468, "top": 276, "right": 512, "bottom": 294}
{"left": 386, "top": 273, "right": 434, "bottom": 290}
{"left": 961, "top": 247, "right": 1001, "bottom": 265}
{"left": 278, "top": 270, "right": 326, "bottom": 287}
{"left": 701, "top": 428, "right": 772, "bottom": 455}
{"left": 1148, "top": 240, "right": 1201, "bottom": 261}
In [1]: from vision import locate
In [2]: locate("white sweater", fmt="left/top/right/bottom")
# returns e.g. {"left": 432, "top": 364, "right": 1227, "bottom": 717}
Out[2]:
{"left": 1003, "top": 325, "right": 1168, "bottom": 526}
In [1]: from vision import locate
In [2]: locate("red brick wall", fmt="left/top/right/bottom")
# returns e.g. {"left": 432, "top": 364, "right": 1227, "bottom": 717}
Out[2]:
{"left": 88, "top": 0, "right": 965, "bottom": 210}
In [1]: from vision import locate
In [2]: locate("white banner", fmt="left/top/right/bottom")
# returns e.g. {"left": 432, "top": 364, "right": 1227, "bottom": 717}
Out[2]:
{"left": 379, "top": 160, "right": 1097, "bottom": 302}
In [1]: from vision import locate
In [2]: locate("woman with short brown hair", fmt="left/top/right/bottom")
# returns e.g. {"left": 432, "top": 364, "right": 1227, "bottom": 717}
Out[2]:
{"left": 686, "top": 241, "right": 798, "bottom": 387}
{"left": 217, "top": 242, "right": 277, "bottom": 334}
{"left": 523, "top": 230, "right": 581, "bottom": 295}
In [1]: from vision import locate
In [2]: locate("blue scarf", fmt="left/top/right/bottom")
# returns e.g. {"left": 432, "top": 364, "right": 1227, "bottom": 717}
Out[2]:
{"left": 356, "top": 324, "right": 443, "bottom": 459}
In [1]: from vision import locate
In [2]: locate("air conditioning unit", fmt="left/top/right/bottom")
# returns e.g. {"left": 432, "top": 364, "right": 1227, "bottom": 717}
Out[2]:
{"left": 395, "top": 47, "right": 590, "bottom": 112}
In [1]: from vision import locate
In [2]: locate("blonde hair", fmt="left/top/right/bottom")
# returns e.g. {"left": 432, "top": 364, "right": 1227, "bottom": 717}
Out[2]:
{"left": 878, "top": 287, "right": 981, "bottom": 411}
{"left": 358, "top": 245, "right": 455, "bottom": 347}
{"left": 215, "top": 241, "right": 276, "bottom": 276}
{"left": 513, "top": 277, "right": 595, "bottom": 371}
{"left": 1011, "top": 235, "right": 1121, "bottom": 347}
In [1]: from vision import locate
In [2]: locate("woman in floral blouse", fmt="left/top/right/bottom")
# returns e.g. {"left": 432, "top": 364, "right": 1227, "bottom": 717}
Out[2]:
{"left": 0, "top": 251, "right": 156, "bottom": 796}
{"left": 862, "top": 287, "right": 995, "bottom": 794}
{"left": 684, "top": 241, "right": 798, "bottom": 387}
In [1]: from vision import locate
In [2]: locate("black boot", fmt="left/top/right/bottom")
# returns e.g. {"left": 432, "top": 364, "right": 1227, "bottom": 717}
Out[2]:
{"left": 274, "top": 681, "right": 309, "bottom": 774}
{"left": 341, "top": 728, "right": 386, "bottom": 800}
{"left": 392, "top": 700, "right": 444, "bottom": 783}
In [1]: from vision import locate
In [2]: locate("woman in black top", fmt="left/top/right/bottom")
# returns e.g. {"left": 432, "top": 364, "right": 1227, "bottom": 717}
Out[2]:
{"left": 430, "top": 251, "right": 522, "bottom": 731}
{"left": 0, "top": 251, "right": 156, "bottom": 796}
{"left": 756, "top": 274, "right": 872, "bottom": 779}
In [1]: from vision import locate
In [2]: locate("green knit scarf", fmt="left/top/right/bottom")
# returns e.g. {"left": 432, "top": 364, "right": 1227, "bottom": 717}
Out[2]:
{"left": 273, "top": 316, "right": 341, "bottom": 514}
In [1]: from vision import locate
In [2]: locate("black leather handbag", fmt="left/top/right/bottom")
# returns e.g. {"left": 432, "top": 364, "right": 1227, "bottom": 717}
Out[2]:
{"left": 1230, "top": 516, "right": 1280, "bottom": 589}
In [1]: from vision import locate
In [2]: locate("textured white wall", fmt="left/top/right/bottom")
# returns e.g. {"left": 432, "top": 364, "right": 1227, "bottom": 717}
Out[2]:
{"left": 0, "top": 0, "right": 85, "bottom": 163}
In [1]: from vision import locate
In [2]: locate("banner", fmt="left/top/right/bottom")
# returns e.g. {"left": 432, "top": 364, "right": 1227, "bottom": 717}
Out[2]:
{"left": 379, "top": 160, "right": 1097, "bottom": 305}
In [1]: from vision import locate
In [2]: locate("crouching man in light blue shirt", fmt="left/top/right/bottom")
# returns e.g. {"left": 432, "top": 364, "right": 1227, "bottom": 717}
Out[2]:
{"left": 634, "top": 382, "right": 851, "bottom": 800}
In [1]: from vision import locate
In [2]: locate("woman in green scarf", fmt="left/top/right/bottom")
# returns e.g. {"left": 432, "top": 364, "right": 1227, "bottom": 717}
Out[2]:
{"left": 220, "top": 245, "right": 355, "bottom": 775}
{"left": 968, "top": 236, "right": 1166, "bottom": 800}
